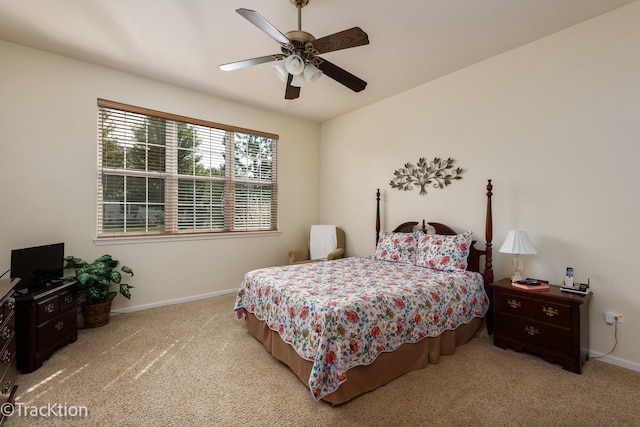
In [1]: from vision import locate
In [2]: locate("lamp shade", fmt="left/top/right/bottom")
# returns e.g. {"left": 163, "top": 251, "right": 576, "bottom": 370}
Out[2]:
{"left": 273, "top": 61, "right": 288, "bottom": 82}
{"left": 290, "top": 72, "right": 306, "bottom": 87}
{"left": 284, "top": 54, "right": 305, "bottom": 75}
{"left": 291, "top": 63, "right": 323, "bottom": 87}
{"left": 303, "top": 63, "right": 322, "bottom": 83}
{"left": 499, "top": 230, "right": 537, "bottom": 255}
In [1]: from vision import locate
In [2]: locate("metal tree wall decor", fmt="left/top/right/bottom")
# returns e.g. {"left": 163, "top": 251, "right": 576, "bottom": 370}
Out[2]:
{"left": 389, "top": 157, "right": 464, "bottom": 195}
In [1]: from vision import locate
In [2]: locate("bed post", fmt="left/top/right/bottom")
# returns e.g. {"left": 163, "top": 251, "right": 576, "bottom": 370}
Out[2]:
{"left": 485, "top": 179, "right": 494, "bottom": 285}
{"left": 375, "top": 189, "right": 381, "bottom": 246}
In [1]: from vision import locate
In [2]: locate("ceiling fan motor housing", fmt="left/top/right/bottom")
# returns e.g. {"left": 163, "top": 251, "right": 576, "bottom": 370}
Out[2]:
{"left": 282, "top": 31, "right": 319, "bottom": 65}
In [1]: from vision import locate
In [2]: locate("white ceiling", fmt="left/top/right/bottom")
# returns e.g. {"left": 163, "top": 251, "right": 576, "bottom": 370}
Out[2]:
{"left": 0, "top": 0, "right": 635, "bottom": 122}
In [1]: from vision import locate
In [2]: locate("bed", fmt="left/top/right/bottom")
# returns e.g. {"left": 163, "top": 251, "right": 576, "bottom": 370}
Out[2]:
{"left": 234, "top": 179, "right": 494, "bottom": 405}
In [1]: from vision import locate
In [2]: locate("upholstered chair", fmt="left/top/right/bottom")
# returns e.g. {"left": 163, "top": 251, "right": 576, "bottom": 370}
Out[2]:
{"left": 288, "top": 226, "right": 346, "bottom": 265}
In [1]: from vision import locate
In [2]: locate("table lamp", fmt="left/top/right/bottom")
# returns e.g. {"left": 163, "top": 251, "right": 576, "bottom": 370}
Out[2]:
{"left": 499, "top": 230, "right": 537, "bottom": 282}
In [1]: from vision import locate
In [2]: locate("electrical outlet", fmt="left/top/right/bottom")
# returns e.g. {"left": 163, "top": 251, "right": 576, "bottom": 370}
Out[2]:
{"left": 603, "top": 311, "right": 624, "bottom": 324}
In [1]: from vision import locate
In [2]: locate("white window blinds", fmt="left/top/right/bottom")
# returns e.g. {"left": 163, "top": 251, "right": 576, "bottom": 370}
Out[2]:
{"left": 97, "top": 99, "right": 278, "bottom": 237}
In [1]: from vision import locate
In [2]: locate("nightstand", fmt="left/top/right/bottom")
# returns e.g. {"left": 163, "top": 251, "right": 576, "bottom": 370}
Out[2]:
{"left": 14, "top": 280, "right": 78, "bottom": 374}
{"left": 489, "top": 277, "right": 592, "bottom": 374}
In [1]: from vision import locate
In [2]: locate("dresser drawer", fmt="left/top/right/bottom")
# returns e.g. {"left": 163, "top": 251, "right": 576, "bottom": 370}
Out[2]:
{"left": 496, "top": 312, "right": 572, "bottom": 355}
{"left": 531, "top": 299, "right": 572, "bottom": 327}
{"left": 0, "top": 312, "right": 14, "bottom": 352}
{"left": 0, "top": 351, "right": 16, "bottom": 398}
{"left": 0, "top": 298, "right": 14, "bottom": 326}
{"left": 0, "top": 338, "right": 16, "bottom": 378}
{"left": 35, "top": 309, "right": 77, "bottom": 354}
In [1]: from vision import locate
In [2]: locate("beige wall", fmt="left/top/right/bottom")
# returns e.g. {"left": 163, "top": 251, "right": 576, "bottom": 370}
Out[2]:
{"left": 320, "top": 3, "right": 640, "bottom": 369}
{"left": 0, "top": 41, "right": 320, "bottom": 311}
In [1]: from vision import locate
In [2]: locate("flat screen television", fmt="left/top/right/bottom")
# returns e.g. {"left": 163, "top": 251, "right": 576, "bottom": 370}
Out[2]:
{"left": 10, "top": 242, "right": 65, "bottom": 291}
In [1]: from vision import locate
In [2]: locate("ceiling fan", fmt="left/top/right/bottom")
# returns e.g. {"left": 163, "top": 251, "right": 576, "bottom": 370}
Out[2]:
{"left": 219, "top": 0, "right": 369, "bottom": 100}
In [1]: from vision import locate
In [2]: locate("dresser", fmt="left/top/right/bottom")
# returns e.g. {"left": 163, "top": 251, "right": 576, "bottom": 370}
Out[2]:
{"left": 489, "top": 278, "right": 592, "bottom": 374}
{"left": 0, "top": 278, "right": 18, "bottom": 426}
{"left": 14, "top": 280, "right": 78, "bottom": 374}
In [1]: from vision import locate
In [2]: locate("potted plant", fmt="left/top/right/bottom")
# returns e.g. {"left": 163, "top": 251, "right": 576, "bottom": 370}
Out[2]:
{"left": 63, "top": 254, "right": 134, "bottom": 328}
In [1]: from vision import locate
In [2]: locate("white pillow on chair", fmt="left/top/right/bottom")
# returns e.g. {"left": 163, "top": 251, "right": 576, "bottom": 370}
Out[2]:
{"left": 310, "top": 225, "right": 337, "bottom": 260}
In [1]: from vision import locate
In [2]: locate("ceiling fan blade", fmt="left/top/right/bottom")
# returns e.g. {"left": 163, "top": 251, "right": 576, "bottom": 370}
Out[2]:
{"left": 312, "top": 27, "right": 369, "bottom": 55}
{"left": 316, "top": 59, "right": 367, "bottom": 93}
{"left": 236, "top": 8, "right": 290, "bottom": 45}
{"left": 220, "top": 54, "right": 284, "bottom": 71}
{"left": 285, "top": 74, "right": 300, "bottom": 100}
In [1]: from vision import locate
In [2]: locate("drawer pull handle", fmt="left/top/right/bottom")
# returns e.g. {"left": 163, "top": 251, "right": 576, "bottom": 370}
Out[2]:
{"left": 1, "top": 380, "right": 11, "bottom": 395}
{"left": 1, "top": 350, "right": 11, "bottom": 364}
{"left": 64, "top": 295, "right": 74, "bottom": 304}
{"left": 543, "top": 306, "right": 558, "bottom": 317}
{"left": 55, "top": 320, "right": 65, "bottom": 331}
{"left": 1, "top": 326, "right": 10, "bottom": 340}
{"left": 524, "top": 325, "right": 540, "bottom": 336}
{"left": 45, "top": 303, "right": 55, "bottom": 313}
{"left": 508, "top": 299, "right": 522, "bottom": 309}
{"left": 6, "top": 299, "right": 14, "bottom": 310}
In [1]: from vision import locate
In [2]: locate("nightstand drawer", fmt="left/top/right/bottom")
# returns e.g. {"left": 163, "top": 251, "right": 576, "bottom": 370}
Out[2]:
{"left": 495, "top": 292, "right": 531, "bottom": 317}
{"left": 35, "top": 309, "right": 77, "bottom": 354}
{"left": 58, "top": 289, "right": 77, "bottom": 312}
{"left": 531, "top": 299, "right": 571, "bottom": 327}
{"left": 36, "top": 294, "right": 60, "bottom": 324}
{"left": 497, "top": 313, "right": 572, "bottom": 355}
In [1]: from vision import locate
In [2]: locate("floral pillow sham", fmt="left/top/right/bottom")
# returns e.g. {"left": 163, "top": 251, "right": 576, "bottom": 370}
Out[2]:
{"left": 374, "top": 231, "right": 418, "bottom": 264}
{"left": 416, "top": 231, "right": 473, "bottom": 272}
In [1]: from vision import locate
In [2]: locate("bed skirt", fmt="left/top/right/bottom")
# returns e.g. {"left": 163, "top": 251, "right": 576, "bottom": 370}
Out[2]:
{"left": 244, "top": 312, "right": 484, "bottom": 405}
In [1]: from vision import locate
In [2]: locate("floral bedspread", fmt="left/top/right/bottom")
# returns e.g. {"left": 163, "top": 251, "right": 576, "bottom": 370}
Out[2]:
{"left": 233, "top": 256, "right": 489, "bottom": 401}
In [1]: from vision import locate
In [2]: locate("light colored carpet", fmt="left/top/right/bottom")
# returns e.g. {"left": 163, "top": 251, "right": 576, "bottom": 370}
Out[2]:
{"left": 5, "top": 294, "right": 640, "bottom": 426}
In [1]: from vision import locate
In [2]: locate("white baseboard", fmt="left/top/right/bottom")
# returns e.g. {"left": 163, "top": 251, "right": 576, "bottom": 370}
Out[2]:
{"left": 110, "top": 288, "right": 238, "bottom": 314}
{"left": 589, "top": 350, "right": 640, "bottom": 373}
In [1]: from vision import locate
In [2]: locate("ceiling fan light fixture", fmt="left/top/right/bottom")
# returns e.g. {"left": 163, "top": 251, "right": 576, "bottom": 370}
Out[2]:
{"left": 284, "top": 54, "right": 305, "bottom": 75}
{"left": 290, "top": 73, "right": 306, "bottom": 87}
{"left": 273, "top": 61, "right": 288, "bottom": 82}
{"left": 303, "top": 63, "right": 322, "bottom": 83}
{"left": 223, "top": 3, "right": 369, "bottom": 99}
{"left": 290, "top": 62, "right": 323, "bottom": 87}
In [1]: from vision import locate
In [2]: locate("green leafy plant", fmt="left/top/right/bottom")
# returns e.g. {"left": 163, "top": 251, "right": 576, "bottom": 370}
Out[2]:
{"left": 63, "top": 254, "right": 134, "bottom": 306}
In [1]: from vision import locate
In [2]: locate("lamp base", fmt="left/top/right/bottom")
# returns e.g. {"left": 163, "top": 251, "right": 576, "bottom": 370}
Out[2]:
{"left": 510, "top": 274, "right": 524, "bottom": 283}
{"left": 511, "top": 254, "right": 524, "bottom": 283}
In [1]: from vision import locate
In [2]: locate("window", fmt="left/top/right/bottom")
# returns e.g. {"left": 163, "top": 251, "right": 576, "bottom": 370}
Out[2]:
{"left": 97, "top": 99, "right": 278, "bottom": 238}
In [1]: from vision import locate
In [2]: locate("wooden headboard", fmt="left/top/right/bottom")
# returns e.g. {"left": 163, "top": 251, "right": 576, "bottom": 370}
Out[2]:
{"left": 375, "top": 179, "right": 494, "bottom": 286}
